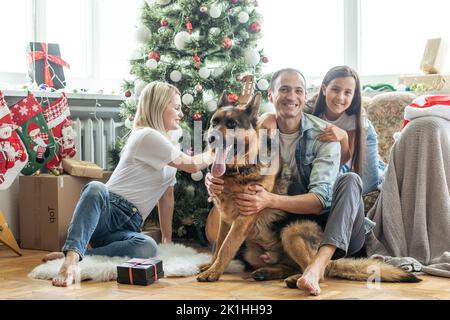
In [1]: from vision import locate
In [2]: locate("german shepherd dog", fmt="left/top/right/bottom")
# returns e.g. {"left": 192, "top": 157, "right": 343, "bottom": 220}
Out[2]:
{"left": 197, "top": 92, "right": 420, "bottom": 286}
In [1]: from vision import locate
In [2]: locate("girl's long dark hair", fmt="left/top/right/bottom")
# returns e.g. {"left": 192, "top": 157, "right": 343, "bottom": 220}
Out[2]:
{"left": 313, "top": 65, "right": 364, "bottom": 175}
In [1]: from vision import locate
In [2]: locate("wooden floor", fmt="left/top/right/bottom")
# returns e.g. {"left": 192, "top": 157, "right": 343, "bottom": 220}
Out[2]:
{"left": 1, "top": 244, "right": 449, "bottom": 300}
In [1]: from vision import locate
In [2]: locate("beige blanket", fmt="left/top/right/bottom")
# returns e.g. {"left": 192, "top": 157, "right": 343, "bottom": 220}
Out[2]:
{"left": 366, "top": 116, "right": 450, "bottom": 277}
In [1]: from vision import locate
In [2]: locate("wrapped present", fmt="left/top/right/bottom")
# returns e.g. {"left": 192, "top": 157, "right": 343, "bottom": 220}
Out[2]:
{"left": 27, "top": 42, "right": 70, "bottom": 89}
{"left": 62, "top": 159, "right": 103, "bottom": 178}
{"left": 117, "top": 258, "right": 164, "bottom": 286}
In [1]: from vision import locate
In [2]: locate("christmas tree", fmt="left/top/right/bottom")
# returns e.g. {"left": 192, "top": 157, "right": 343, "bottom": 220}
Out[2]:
{"left": 111, "top": 0, "right": 271, "bottom": 244}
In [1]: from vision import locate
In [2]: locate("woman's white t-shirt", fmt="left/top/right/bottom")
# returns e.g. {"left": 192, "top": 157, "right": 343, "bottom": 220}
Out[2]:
{"left": 106, "top": 127, "right": 182, "bottom": 222}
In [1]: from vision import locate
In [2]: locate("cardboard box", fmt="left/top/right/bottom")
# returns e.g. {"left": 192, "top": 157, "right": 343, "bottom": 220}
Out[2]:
{"left": 117, "top": 258, "right": 164, "bottom": 286}
{"left": 19, "top": 173, "right": 111, "bottom": 251}
{"left": 420, "top": 38, "right": 447, "bottom": 74}
{"left": 62, "top": 159, "right": 103, "bottom": 178}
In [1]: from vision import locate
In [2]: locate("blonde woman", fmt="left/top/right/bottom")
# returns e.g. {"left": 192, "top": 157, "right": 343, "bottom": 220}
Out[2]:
{"left": 42, "top": 81, "right": 213, "bottom": 287}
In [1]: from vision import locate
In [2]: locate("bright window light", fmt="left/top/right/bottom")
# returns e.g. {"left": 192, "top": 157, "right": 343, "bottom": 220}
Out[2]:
{"left": 258, "top": 0, "right": 345, "bottom": 78}
{"left": 361, "top": 0, "right": 450, "bottom": 75}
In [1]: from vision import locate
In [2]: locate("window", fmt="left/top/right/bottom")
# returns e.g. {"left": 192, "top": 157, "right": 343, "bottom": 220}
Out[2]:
{"left": 258, "top": 0, "right": 345, "bottom": 78}
{"left": 361, "top": 0, "right": 450, "bottom": 75}
{"left": 46, "top": 0, "right": 88, "bottom": 78}
{"left": 99, "top": 0, "right": 142, "bottom": 80}
{"left": 0, "top": 1, "right": 32, "bottom": 73}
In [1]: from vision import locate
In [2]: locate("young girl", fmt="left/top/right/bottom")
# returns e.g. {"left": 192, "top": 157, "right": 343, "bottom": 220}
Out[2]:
{"left": 42, "top": 81, "right": 213, "bottom": 287}
{"left": 260, "top": 65, "right": 384, "bottom": 194}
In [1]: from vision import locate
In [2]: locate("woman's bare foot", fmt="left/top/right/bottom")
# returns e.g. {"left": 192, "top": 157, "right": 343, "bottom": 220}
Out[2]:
{"left": 52, "top": 251, "right": 80, "bottom": 287}
{"left": 297, "top": 264, "right": 325, "bottom": 296}
{"left": 42, "top": 252, "right": 65, "bottom": 263}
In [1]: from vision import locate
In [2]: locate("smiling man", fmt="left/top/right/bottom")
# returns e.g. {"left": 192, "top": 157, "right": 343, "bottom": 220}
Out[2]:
{"left": 206, "top": 68, "right": 367, "bottom": 296}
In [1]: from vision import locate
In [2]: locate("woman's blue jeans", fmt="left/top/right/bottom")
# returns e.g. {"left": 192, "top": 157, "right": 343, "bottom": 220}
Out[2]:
{"left": 61, "top": 181, "right": 157, "bottom": 260}
{"left": 341, "top": 121, "right": 385, "bottom": 194}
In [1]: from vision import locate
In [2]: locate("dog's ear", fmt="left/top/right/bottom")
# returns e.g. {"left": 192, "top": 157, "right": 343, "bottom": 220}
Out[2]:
{"left": 244, "top": 92, "right": 261, "bottom": 119}
{"left": 217, "top": 91, "right": 230, "bottom": 109}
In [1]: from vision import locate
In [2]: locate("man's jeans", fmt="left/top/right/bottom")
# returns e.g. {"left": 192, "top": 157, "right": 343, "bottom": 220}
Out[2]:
{"left": 62, "top": 181, "right": 157, "bottom": 260}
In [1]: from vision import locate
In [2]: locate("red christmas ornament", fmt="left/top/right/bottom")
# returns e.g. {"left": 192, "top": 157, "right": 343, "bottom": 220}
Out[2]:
{"left": 222, "top": 37, "right": 233, "bottom": 50}
{"left": 249, "top": 21, "right": 261, "bottom": 33}
{"left": 160, "top": 19, "right": 168, "bottom": 27}
{"left": 227, "top": 93, "right": 238, "bottom": 104}
{"left": 148, "top": 51, "right": 161, "bottom": 61}
{"left": 230, "top": 0, "right": 239, "bottom": 4}
{"left": 262, "top": 56, "right": 269, "bottom": 63}
{"left": 192, "top": 112, "right": 202, "bottom": 120}
{"left": 186, "top": 17, "right": 193, "bottom": 34}
{"left": 193, "top": 52, "right": 201, "bottom": 69}
{"left": 124, "top": 90, "right": 131, "bottom": 97}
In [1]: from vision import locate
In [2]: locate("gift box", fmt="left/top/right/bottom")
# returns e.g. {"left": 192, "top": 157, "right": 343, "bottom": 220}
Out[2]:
{"left": 117, "top": 258, "right": 164, "bottom": 286}
{"left": 27, "top": 42, "right": 70, "bottom": 89}
{"left": 62, "top": 159, "right": 103, "bottom": 178}
{"left": 420, "top": 38, "right": 447, "bottom": 74}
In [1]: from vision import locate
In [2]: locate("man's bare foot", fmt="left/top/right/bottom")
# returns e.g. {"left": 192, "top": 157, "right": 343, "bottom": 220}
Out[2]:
{"left": 42, "top": 252, "right": 65, "bottom": 263}
{"left": 52, "top": 251, "right": 80, "bottom": 287}
{"left": 297, "top": 265, "right": 323, "bottom": 296}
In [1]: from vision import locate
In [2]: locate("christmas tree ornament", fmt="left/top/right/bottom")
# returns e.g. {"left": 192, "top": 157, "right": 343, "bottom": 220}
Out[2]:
{"left": 156, "top": 0, "right": 171, "bottom": 5}
{"left": 124, "top": 90, "right": 132, "bottom": 98}
{"left": 238, "top": 11, "right": 249, "bottom": 23}
{"left": 249, "top": 21, "right": 261, "bottom": 33}
{"left": 134, "top": 26, "right": 151, "bottom": 43}
{"left": 160, "top": 18, "right": 168, "bottom": 27}
{"left": 146, "top": 58, "right": 158, "bottom": 70}
{"left": 43, "top": 93, "right": 77, "bottom": 175}
{"left": 193, "top": 52, "right": 201, "bottom": 69}
{"left": 199, "top": 4, "right": 208, "bottom": 13}
{"left": 170, "top": 70, "right": 182, "bottom": 82}
{"left": 212, "top": 67, "right": 224, "bottom": 78}
{"left": 191, "top": 171, "right": 203, "bottom": 181}
{"left": 239, "top": 30, "right": 249, "bottom": 40}
{"left": 194, "top": 83, "right": 203, "bottom": 92}
{"left": 262, "top": 56, "right": 269, "bottom": 63}
{"left": 125, "top": 115, "right": 134, "bottom": 129}
{"left": 207, "top": 100, "right": 218, "bottom": 112}
{"left": 192, "top": 112, "right": 202, "bottom": 120}
{"left": 209, "top": 27, "right": 221, "bottom": 36}
{"left": 174, "top": 31, "right": 191, "bottom": 50}
{"left": 244, "top": 48, "right": 260, "bottom": 66}
{"left": 209, "top": 5, "right": 222, "bottom": 18}
{"left": 257, "top": 78, "right": 269, "bottom": 91}
{"left": 182, "top": 93, "right": 194, "bottom": 105}
{"left": 147, "top": 51, "right": 161, "bottom": 61}
{"left": 227, "top": 93, "right": 239, "bottom": 105}
{"left": 230, "top": 0, "right": 240, "bottom": 4}
{"left": 9, "top": 93, "right": 56, "bottom": 175}
{"left": 199, "top": 67, "right": 210, "bottom": 79}
{"left": 222, "top": 37, "right": 233, "bottom": 50}
{"left": 186, "top": 17, "right": 193, "bottom": 34}
{"left": 0, "top": 91, "right": 28, "bottom": 189}
{"left": 134, "top": 79, "right": 148, "bottom": 97}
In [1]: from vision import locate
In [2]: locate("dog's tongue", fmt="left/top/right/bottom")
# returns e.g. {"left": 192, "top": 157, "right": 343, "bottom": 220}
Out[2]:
{"left": 211, "top": 145, "right": 231, "bottom": 177}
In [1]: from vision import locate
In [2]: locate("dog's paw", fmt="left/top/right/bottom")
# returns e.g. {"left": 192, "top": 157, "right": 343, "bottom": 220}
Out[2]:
{"left": 251, "top": 267, "right": 279, "bottom": 281}
{"left": 284, "top": 273, "right": 302, "bottom": 289}
{"left": 196, "top": 269, "right": 221, "bottom": 282}
{"left": 198, "top": 263, "right": 212, "bottom": 273}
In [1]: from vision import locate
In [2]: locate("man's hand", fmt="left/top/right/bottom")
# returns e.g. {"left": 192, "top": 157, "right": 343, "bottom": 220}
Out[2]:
{"left": 234, "top": 184, "right": 273, "bottom": 216}
{"left": 318, "top": 125, "right": 348, "bottom": 142}
{"left": 205, "top": 172, "right": 224, "bottom": 201}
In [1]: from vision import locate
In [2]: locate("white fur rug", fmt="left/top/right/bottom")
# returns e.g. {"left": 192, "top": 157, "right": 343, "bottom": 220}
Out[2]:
{"left": 28, "top": 243, "right": 245, "bottom": 282}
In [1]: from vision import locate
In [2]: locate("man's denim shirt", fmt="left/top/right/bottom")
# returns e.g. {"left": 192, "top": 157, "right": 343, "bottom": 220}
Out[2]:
{"left": 288, "top": 113, "right": 341, "bottom": 209}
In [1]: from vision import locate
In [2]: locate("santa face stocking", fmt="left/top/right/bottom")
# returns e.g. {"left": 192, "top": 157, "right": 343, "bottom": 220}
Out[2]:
{"left": 43, "top": 92, "right": 77, "bottom": 174}
{"left": 9, "top": 93, "right": 56, "bottom": 175}
{"left": 0, "top": 91, "right": 28, "bottom": 189}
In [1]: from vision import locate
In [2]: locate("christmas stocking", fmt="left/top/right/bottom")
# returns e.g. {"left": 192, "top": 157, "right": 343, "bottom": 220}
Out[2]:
{"left": 9, "top": 93, "right": 56, "bottom": 175}
{"left": 0, "top": 91, "right": 28, "bottom": 189}
{"left": 43, "top": 92, "right": 77, "bottom": 175}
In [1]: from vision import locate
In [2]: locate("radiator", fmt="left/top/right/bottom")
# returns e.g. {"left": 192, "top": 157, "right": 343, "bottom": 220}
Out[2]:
{"left": 72, "top": 118, "right": 121, "bottom": 169}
